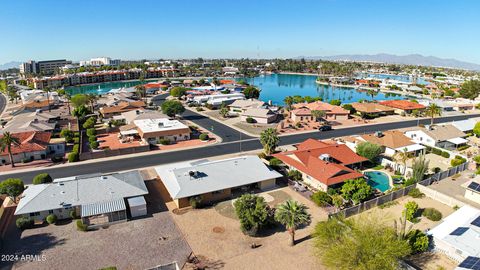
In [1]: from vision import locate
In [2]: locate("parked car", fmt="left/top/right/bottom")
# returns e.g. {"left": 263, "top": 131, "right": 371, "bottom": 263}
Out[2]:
{"left": 319, "top": 125, "right": 332, "bottom": 131}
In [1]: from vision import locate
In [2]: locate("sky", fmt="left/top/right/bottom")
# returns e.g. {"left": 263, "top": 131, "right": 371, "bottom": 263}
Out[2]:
{"left": 1, "top": 0, "right": 480, "bottom": 64}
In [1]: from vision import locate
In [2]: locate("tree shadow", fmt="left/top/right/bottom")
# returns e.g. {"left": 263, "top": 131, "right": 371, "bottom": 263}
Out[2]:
{"left": 294, "top": 234, "right": 312, "bottom": 245}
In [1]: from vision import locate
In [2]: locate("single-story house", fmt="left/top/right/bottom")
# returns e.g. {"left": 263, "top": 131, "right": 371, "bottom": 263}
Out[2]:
{"left": 290, "top": 108, "right": 315, "bottom": 122}
{"left": 404, "top": 125, "right": 468, "bottom": 150}
{"left": 113, "top": 109, "right": 169, "bottom": 125}
{"left": 351, "top": 102, "right": 395, "bottom": 118}
{"left": 273, "top": 139, "right": 367, "bottom": 191}
{"left": 1, "top": 110, "right": 58, "bottom": 134}
{"left": 428, "top": 205, "right": 480, "bottom": 263}
{"left": 379, "top": 100, "right": 426, "bottom": 115}
{"left": 191, "top": 93, "right": 245, "bottom": 107}
{"left": 464, "top": 180, "right": 480, "bottom": 206}
{"left": 292, "top": 101, "right": 350, "bottom": 121}
{"left": 452, "top": 119, "right": 479, "bottom": 133}
{"left": 99, "top": 100, "right": 146, "bottom": 118}
{"left": 240, "top": 108, "right": 278, "bottom": 124}
{"left": 0, "top": 131, "right": 64, "bottom": 165}
{"left": 132, "top": 118, "right": 190, "bottom": 144}
{"left": 155, "top": 155, "right": 282, "bottom": 208}
{"left": 359, "top": 130, "right": 426, "bottom": 158}
{"left": 229, "top": 99, "right": 266, "bottom": 114}
{"left": 15, "top": 171, "right": 148, "bottom": 228}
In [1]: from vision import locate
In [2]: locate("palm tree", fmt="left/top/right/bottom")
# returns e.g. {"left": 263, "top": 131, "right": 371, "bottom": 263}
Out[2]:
{"left": 366, "top": 89, "right": 378, "bottom": 101}
{"left": 393, "top": 148, "right": 412, "bottom": 175}
{"left": 1, "top": 132, "right": 20, "bottom": 167}
{"left": 283, "top": 96, "right": 294, "bottom": 110}
{"left": 311, "top": 110, "right": 326, "bottom": 122}
{"left": 135, "top": 84, "right": 146, "bottom": 102}
{"left": 275, "top": 200, "right": 311, "bottom": 246}
{"left": 86, "top": 94, "right": 98, "bottom": 112}
{"left": 425, "top": 103, "right": 441, "bottom": 125}
{"left": 260, "top": 128, "right": 279, "bottom": 155}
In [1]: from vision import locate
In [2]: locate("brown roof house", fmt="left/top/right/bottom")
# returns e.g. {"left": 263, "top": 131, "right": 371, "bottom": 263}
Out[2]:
{"left": 351, "top": 102, "right": 395, "bottom": 118}
{"left": 99, "top": 101, "right": 146, "bottom": 118}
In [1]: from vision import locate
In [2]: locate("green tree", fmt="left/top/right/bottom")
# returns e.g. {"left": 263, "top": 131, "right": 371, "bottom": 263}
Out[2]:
{"left": 82, "top": 117, "right": 96, "bottom": 129}
{"left": 425, "top": 103, "right": 441, "bottom": 125}
{"left": 366, "top": 89, "right": 378, "bottom": 101}
{"left": 473, "top": 122, "right": 480, "bottom": 137}
{"left": 275, "top": 200, "right": 311, "bottom": 246}
{"left": 330, "top": 99, "right": 341, "bottom": 106}
{"left": 393, "top": 148, "right": 412, "bottom": 176}
{"left": 283, "top": 96, "right": 294, "bottom": 110}
{"left": 0, "top": 178, "right": 25, "bottom": 202}
{"left": 406, "top": 229, "right": 429, "bottom": 253}
{"left": 33, "top": 173, "right": 53, "bottom": 185}
{"left": 86, "top": 93, "right": 99, "bottom": 112}
{"left": 260, "top": 128, "right": 279, "bottom": 155}
{"left": 331, "top": 194, "right": 344, "bottom": 208}
{"left": 314, "top": 215, "right": 411, "bottom": 270}
{"left": 72, "top": 105, "right": 90, "bottom": 124}
{"left": 243, "top": 86, "right": 261, "bottom": 99}
{"left": 170, "top": 86, "right": 188, "bottom": 98}
{"left": 411, "top": 155, "right": 429, "bottom": 182}
{"left": 70, "top": 94, "right": 88, "bottom": 108}
{"left": 135, "top": 84, "right": 146, "bottom": 102}
{"left": 0, "top": 132, "right": 20, "bottom": 167}
{"left": 161, "top": 100, "right": 185, "bottom": 117}
{"left": 234, "top": 194, "right": 270, "bottom": 236}
{"left": 60, "top": 129, "right": 74, "bottom": 143}
{"left": 459, "top": 80, "right": 480, "bottom": 100}
{"left": 403, "top": 201, "right": 418, "bottom": 222}
{"left": 341, "top": 178, "right": 373, "bottom": 204}
{"left": 311, "top": 191, "right": 332, "bottom": 207}
{"left": 288, "top": 170, "right": 302, "bottom": 181}
{"left": 311, "top": 110, "right": 326, "bottom": 121}
{"left": 356, "top": 141, "right": 382, "bottom": 161}
{"left": 219, "top": 103, "right": 229, "bottom": 118}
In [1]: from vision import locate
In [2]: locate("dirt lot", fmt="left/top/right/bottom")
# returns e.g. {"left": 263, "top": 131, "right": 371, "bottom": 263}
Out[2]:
{"left": 0, "top": 180, "right": 192, "bottom": 270}
{"left": 172, "top": 187, "right": 329, "bottom": 270}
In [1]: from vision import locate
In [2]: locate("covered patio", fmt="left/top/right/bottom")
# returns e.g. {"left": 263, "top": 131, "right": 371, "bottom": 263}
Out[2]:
{"left": 81, "top": 198, "right": 128, "bottom": 228}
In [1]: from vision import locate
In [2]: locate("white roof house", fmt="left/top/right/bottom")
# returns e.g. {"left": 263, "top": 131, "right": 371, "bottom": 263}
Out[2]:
{"left": 134, "top": 118, "right": 189, "bottom": 134}
{"left": 15, "top": 171, "right": 148, "bottom": 217}
{"left": 428, "top": 205, "right": 480, "bottom": 263}
{"left": 155, "top": 155, "right": 282, "bottom": 200}
{"left": 452, "top": 119, "right": 479, "bottom": 133}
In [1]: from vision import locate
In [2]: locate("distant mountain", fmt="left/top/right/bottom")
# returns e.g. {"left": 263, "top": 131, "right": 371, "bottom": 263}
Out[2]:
{"left": 298, "top": 53, "right": 480, "bottom": 71}
{"left": 0, "top": 61, "right": 21, "bottom": 70}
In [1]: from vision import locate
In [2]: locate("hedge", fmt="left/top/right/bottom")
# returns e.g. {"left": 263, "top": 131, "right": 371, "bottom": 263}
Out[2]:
{"left": 159, "top": 138, "right": 170, "bottom": 145}
{"left": 199, "top": 133, "right": 209, "bottom": 141}
{"left": 72, "top": 144, "right": 80, "bottom": 153}
{"left": 246, "top": 117, "right": 255, "bottom": 123}
{"left": 422, "top": 207, "right": 442, "bottom": 221}
{"left": 68, "top": 152, "right": 79, "bottom": 162}
{"left": 86, "top": 128, "right": 96, "bottom": 137}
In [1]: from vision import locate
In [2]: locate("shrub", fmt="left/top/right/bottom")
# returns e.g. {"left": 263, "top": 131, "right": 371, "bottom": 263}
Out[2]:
{"left": 82, "top": 117, "right": 96, "bottom": 129}
{"left": 431, "top": 148, "right": 442, "bottom": 155}
{"left": 69, "top": 210, "right": 78, "bottom": 219}
{"left": 457, "top": 145, "right": 470, "bottom": 151}
{"left": 199, "top": 133, "right": 209, "bottom": 141}
{"left": 68, "top": 152, "right": 79, "bottom": 162}
{"left": 72, "top": 144, "right": 80, "bottom": 153}
{"left": 288, "top": 170, "right": 302, "bottom": 181}
{"left": 269, "top": 157, "right": 282, "bottom": 167}
{"left": 403, "top": 201, "right": 419, "bottom": 222}
{"left": 76, "top": 219, "right": 88, "bottom": 231}
{"left": 441, "top": 151, "right": 450, "bottom": 158}
{"left": 406, "top": 229, "right": 429, "bottom": 253}
{"left": 408, "top": 188, "right": 424, "bottom": 198}
{"left": 16, "top": 217, "right": 34, "bottom": 230}
{"left": 21, "top": 158, "right": 30, "bottom": 163}
{"left": 433, "top": 167, "right": 441, "bottom": 174}
{"left": 86, "top": 128, "right": 96, "bottom": 137}
{"left": 195, "top": 107, "right": 204, "bottom": 112}
{"left": 422, "top": 207, "right": 442, "bottom": 221}
{"left": 451, "top": 158, "right": 464, "bottom": 167}
{"left": 90, "top": 141, "right": 99, "bottom": 149}
{"left": 88, "top": 135, "right": 97, "bottom": 144}
{"left": 60, "top": 129, "right": 74, "bottom": 143}
{"left": 189, "top": 196, "right": 202, "bottom": 209}
{"left": 33, "top": 173, "right": 53, "bottom": 185}
{"left": 311, "top": 191, "right": 332, "bottom": 207}
{"left": 257, "top": 152, "right": 267, "bottom": 159}
{"left": 46, "top": 214, "right": 57, "bottom": 224}
{"left": 73, "top": 137, "right": 80, "bottom": 144}
{"left": 51, "top": 155, "right": 63, "bottom": 162}
{"left": 246, "top": 117, "right": 255, "bottom": 123}
{"left": 404, "top": 178, "right": 416, "bottom": 187}
{"left": 159, "top": 138, "right": 170, "bottom": 145}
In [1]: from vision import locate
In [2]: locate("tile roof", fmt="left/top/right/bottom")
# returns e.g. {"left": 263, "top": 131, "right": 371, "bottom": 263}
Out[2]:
{"left": 292, "top": 101, "right": 349, "bottom": 115}
{"left": 273, "top": 139, "right": 367, "bottom": 186}
{"left": 291, "top": 108, "right": 312, "bottom": 116}
{"left": 351, "top": 102, "right": 395, "bottom": 114}
{"left": 360, "top": 130, "right": 416, "bottom": 149}
{"left": 379, "top": 100, "right": 426, "bottom": 110}
{"left": 100, "top": 100, "right": 146, "bottom": 114}
{"left": 0, "top": 131, "right": 51, "bottom": 155}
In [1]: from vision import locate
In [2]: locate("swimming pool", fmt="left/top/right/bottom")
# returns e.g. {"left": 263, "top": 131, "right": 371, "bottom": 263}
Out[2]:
{"left": 364, "top": 171, "right": 391, "bottom": 192}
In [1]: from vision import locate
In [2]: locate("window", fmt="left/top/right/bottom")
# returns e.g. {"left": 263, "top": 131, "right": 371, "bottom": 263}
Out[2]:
{"left": 29, "top": 212, "right": 40, "bottom": 217}
{"left": 48, "top": 210, "right": 54, "bottom": 214}
{"left": 212, "top": 190, "right": 222, "bottom": 195}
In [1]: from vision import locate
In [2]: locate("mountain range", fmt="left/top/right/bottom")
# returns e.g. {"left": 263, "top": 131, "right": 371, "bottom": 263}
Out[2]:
{"left": 0, "top": 61, "right": 21, "bottom": 70}
{"left": 298, "top": 53, "right": 480, "bottom": 71}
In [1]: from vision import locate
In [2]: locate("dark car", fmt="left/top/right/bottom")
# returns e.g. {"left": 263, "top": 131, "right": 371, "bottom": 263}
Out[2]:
{"left": 319, "top": 125, "right": 332, "bottom": 131}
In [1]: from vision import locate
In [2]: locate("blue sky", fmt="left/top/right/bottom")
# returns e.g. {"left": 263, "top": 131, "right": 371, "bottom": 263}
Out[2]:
{"left": 1, "top": 0, "right": 480, "bottom": 64}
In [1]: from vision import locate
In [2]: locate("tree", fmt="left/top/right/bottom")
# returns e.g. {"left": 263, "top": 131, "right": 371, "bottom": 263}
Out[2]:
{"left": 283, "top": 96, "right": 294, "bottom": 110}
{"left": 406, "top": 229, "right": 429, "bottom": 253}
{"left": 70, "top": 94, "right": 88, "bottom": 108}
{"left": 341, "top": 178, "right": 373, "bottom": 204}
{"left": 219, "top": 103, "right": 229, "bottom": 118}
{"left": 403, "top": 201, "right": 418, "bottom": 222}
{"left": 86, "top": 94, "right": 99, "bottom": 112}
{"left": 161, "top": 100, "right": 185, "bottom": 117}
{"left": 234, "top": 194, "right": 270, "bottom": 236}
{"left": 356, "top": 141, "right": 382, "bottom": 161}
{"left": 331, "top": 194, "right": 344, "bottom": 208}
{"left": 260, "top": 128, "right": 279, "bottom": 155}
{"left": 33, "top": 173, "right": 53, "bottom": 185}
{"left": 425, "top": 103, "right": 441, "bottom": 125}
{"left": 0, "top": 132, "right": 20, "bottom": 167}
{"left": 311, "top": 110, "right": 325, "bottom": 121}
{"left": 44, "top": 87, "right": 52, "bottom": 111}
{"left": 342, "top": 104, "right": 356, "bottom": 114}
{"left": 275, "top": 200, "right": 311, "bottom": 246}
{"left": 72, "top": 105, "right": 90, "bottom": 123}
{"left": 393, "top": 148, "right": 412, "bottom": 175}
{"left": 243, "top": 86, "right": 260, "bottom": 99}
{"left": 60, "top": 129, "right": 74, "bottom": 143}
{"left": 314, "top": 215, "right": 411, "bottom": 270}
{"left": 170, "top": 87, "right": 188, "bottom": 98}
{"left": 288, "top": 170, "right": 302, "bottom": 181}
{"left": 366, "top": 89, "right": 378, "bottom": 101}
{"left": 83, "top": 117, "right": 96, "bottom": 129}
{"left": 311, "top": 191, "right": 332, "bottom": 207}
{"left": 473, "top": 122, "right": 480, "bottom": 137}
{"left": 330, "top": 99, "right": 341, "bottom": 106}
{"left": 459, "top": 80, "right": 480, "bottom": 100}
{"left": 411, "top": 155, "right": 429, "bottom": 182}
{"left": 135, "top": 84, "right": 146, "bottom": 102}
{"left": 0, "top": 178, "right": 25, "bottom": 202}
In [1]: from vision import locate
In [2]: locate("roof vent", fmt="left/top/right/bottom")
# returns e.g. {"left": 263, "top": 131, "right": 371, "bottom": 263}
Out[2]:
{"left": 188, "top": 170, "right": 198, "bottom": 177}
{"left": 101, "top": 176, "right": 108, "bottom": 180}
{"left": 158, "top": 122, "right": 164, "bottom": 127}
{"left": 374, "top": 131, "right": 383, "bottom": 137}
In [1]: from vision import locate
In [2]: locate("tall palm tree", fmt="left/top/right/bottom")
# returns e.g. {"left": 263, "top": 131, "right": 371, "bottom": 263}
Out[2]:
{"left": 274, "top": 200, "right": 311, "bottom": 246}
{"left": 1, "top": 132, "right": 20, "bottom": 167}
{"left": 283, "top": 96, "right": 294, "bottom": 110}
{"left": 425, "top": 103, "right": 441, "bottom": 125}
{"left": 393, "top": 148, "right": 412, "bottom": 175}
{"left": 86, "top": 94, "right": 98, "bottom": 112}
{"left": 366, "top": 89, "right": 378, "bottom": 101}
{"left": 135, "top": 84, "right": 146, "bottom": 102}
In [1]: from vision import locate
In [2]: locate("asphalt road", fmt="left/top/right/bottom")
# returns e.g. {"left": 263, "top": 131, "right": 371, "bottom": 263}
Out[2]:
{"left": 0, "top": 93, "right": 6, "bottom": 116}
{"left": 2, "top": 113, "right": 479, "bottom": 183}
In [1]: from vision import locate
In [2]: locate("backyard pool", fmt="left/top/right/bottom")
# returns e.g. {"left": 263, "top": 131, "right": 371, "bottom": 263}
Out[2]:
{"left": 364, "top": 171, "right": 391, "bottom": 192}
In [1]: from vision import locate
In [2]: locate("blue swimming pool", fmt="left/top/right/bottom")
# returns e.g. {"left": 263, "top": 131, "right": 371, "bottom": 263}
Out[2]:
{"left": 364, "top": 171, "right": 391, "bottom": 192}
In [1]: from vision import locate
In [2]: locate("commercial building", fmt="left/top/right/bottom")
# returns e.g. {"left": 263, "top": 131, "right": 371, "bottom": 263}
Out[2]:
{"left": 80, "top": 57, "right": 121, "bottom": 67}
{"left": 20, "top": 59, "right": 72, "bottom": 75}
{"left": 14, "top": 171, "right": 148, "bottom": 228}
{"left": 155, "top": 156, "right": 282, "bottom": 208}
{"left": 273, "top": 139, "right": 367, "bottom": 191}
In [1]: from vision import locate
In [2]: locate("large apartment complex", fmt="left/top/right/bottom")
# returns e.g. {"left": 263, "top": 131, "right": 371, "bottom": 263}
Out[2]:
{"left": 20, "top": 59, "right": 72, "bottom": 75}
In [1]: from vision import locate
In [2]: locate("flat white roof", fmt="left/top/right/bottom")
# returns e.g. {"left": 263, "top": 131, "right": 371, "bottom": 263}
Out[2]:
{"left": 448, "top": 137, "right": 469, "bottom": 145}
{"left": 134, "top": 118, "right": 189, "bottom": 133}
{"left": 155, "top": 155, "right": 282, "bottom": 200}
{"left": 395, "top": 143, "right": 425, "bottom": 152}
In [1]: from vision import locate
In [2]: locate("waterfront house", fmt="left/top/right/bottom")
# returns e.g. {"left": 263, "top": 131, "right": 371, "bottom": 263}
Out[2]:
{"left": 291, "top": 101, "right": 349, "bottom": 121}
{"left": 14, "top": 171, "right": 148, "bottom": 228}
{"left": 404, "top": 125, "right": 468, "bottom": 150}
{"left": 113, "top": 109, "right": 169, "bottom": 125}
{"left": 351, "top": 102, "right": 395, "bottom": 118}
{"left": 379, "top": 100, "right": 426, "bottom": 115}
{"left": 229, "top": 99, "right": 266, "bottom": 114}
{"left": 99, "top": 100, "right": 146, "bottom": 118}
{"left": 240, "top": 108, "right": 278, "bottom": 124}
{"left": 191, "top": 93, "right": 245, "bottom": 107}
{"left": 132, "top": 118, "right": 190, "bottom": 144}
{"left": 428, "top": 205, "right": 480, "bottom": 263}
{"left": 155, "top": 156, "right": 282, "bottom": 208}
{"left": 273, "top": 139, "right": 367, "bottom": 191}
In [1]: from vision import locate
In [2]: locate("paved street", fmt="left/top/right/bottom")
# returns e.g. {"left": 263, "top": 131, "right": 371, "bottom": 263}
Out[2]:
{"left": 0, "top": 93, "right": 6, "bottom": 116}
{"left": 1, "top": 113, "right": 479, "bottom": 183}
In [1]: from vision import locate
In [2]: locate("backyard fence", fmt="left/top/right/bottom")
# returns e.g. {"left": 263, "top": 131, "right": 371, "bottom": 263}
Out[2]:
{"left": 329, "top": 162, "right": 470, "bottom": 219}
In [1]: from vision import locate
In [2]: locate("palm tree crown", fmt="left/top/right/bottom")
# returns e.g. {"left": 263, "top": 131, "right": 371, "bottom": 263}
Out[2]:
{"left": 425, "top": 103, "right": 441, "bottom": 125}
{"left": 1, "top": 132, "right": 20, "bottom": 167}
{"left": 275, "top": 199, "right": 311, "bottom": 246}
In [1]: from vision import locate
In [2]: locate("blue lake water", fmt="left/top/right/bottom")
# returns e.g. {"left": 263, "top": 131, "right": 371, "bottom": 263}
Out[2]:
{"left": 360, "top": 73, "right": 429, "bottom": 85}
{"left": 66, "top": 79, "right": 158, "bottom": 96}
{"left": 244, "top": 74, "right": 405, "bottom": 106}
